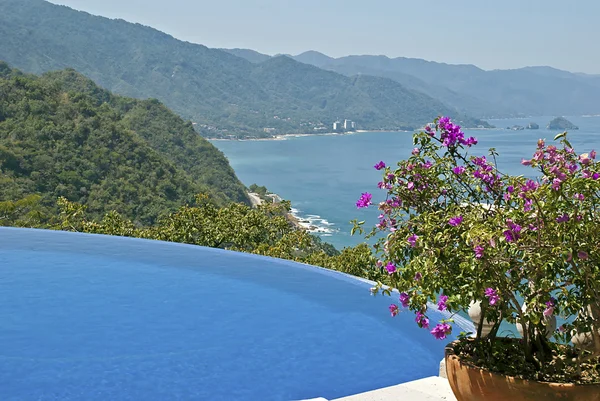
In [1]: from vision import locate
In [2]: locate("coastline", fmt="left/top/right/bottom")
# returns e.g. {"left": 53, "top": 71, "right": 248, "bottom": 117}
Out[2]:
{"left": 208, "top": 129, "right": 411, "bottom": 142}
{"left": 207, "top": 127, "right": 500, "bottom": 141}
{"left": 248, "top": 191, "right": 337, "bottom": 236}
{"left": 209, "top": 131, "right": 357, "bottom": 141}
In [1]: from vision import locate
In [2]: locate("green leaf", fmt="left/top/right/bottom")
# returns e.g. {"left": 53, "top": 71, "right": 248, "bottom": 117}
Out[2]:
{"left": 553, "top": 131, "right": 567, "bottom": 140}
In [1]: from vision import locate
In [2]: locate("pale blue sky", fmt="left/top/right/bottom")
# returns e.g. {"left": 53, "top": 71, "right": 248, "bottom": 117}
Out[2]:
{"left": 49, "top": 0, "right": 600, "bottom": 73}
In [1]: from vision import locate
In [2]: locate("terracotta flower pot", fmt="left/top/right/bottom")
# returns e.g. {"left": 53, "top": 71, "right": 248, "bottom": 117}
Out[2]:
{"left": 444, "top": 341, "right": 600, "bottom": 401}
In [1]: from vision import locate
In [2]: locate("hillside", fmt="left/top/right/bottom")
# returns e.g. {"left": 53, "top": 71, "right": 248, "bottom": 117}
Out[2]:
{"left": 231, "top": 49, "right": 600, "bottom": 118}
{"left": 291, "top": 52, "right": 600, "bottom": 118}
{"left": 0, "top": 63, "right": 249, "bottom": 223}
{"left": 0, "top": 0, "right": 488, "bottom": 137}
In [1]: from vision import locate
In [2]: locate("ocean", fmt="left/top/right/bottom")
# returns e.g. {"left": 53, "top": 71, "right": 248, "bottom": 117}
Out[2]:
{"left": 211, "top": 116, "right": 600, "bottom": 250}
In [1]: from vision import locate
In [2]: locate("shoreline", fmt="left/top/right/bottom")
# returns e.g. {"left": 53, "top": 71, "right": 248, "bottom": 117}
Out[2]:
{"left": 248, "top": 191, "right": 337, "bottom": 237}
{"left": 207, "top": 127, "right": 504, "bottom": 141}
{"left": 206, "top": 115, "right": 600, "bottom": 141}
{"left": 208, "top": 129, "right": 414, "bottom": 142}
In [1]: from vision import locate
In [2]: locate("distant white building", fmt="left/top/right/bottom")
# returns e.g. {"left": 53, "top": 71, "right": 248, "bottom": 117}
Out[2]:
{"left": 344, "top": 119, "right": 355, "bottom": 131}
{"left": 333, "top": 121, "right": 342, "bottom": 131}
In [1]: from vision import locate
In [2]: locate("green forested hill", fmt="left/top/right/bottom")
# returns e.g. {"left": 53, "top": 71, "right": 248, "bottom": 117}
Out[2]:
{"left": 0, "top": 0, "right": 488, "bottom": 136}
{"left": 289, "top": 52, "right": 600, "bottom": 118}
{"left": 0, "top": 63, "right": 249, "bottom": 223}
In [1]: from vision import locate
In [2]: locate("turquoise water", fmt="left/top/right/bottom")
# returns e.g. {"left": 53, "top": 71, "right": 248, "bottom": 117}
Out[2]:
{"left": 0, "top": 228, "right": 470, "bottom": 401}
{"left": 213, "top": 116, "right": 600, "bottom": 249}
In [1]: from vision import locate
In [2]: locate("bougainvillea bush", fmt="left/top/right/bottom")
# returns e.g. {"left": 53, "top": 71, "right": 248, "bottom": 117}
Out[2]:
{"left": 354, "top": 117, "right": 600, "bottom": 383}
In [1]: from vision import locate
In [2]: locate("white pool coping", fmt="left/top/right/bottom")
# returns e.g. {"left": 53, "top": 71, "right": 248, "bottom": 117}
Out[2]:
{"left": 331, "top": 376, "right": 456, "bottom": 401}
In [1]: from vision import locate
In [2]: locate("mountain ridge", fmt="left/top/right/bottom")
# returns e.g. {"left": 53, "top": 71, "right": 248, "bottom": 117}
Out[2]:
{"left": 0, "top": 0, "right": 489, "bottom": 137}
{"left": 226, "top": 48, "right": 600, "bottom": 118}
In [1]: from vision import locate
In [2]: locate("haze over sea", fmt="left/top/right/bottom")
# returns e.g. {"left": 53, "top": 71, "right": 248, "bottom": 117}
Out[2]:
{"left": 212, "top": 116, "right": 600, "bottom": 249}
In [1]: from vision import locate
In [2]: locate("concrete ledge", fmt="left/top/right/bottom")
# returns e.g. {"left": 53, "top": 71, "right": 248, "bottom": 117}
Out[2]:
{"left": 439, "top": 358, "right": 447, "bottom": 378}
{"left": 333, "top": 376, "right": 456, "bottom": 401}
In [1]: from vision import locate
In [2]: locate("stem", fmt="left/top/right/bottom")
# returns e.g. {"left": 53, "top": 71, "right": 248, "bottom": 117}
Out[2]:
{"left": 476, "top": 302, "right": 485, "bottom": 339}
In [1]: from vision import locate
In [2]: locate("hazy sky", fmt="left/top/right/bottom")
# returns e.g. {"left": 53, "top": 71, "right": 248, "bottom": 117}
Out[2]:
{"left": 48, "top": 0, "right": 600, "bottom": 74}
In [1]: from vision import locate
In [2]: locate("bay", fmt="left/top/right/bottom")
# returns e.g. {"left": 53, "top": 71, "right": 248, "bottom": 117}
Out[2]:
{"left": 212, "top": 116, "right": 600, "bottom": 250}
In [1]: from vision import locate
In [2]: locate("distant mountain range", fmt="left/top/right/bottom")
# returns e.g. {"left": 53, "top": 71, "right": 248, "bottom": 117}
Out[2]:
{"left": 0, "top": 0, "right": 489, "bottom": 138}
{"left": 226, "top": 49, "right": 600, "bottom": 119}
{"left": 2, "top": 0, "right": 598, "bottom": 138}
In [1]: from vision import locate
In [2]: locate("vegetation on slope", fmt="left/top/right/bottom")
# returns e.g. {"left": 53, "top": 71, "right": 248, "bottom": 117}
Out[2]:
{"left": 0, "top": 0, "right": 488, "bottom": 137}
{"left": 289, "top": 52, "right": 600, "bottom": 118}
{"left": 1, "top": 192, "right": 386, "bottom": 283}
{"left": 0, "top": 63, "right": 249, "bottom": 223}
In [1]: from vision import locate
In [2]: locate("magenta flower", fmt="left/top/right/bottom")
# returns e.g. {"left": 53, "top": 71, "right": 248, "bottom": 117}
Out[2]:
{"left": 356, "top": 192, "right": 372, "bottom": 208}
{"left": 533, "top": 151, "right": 544, "bottom": 161}
{"left": 407, "top": 182, "right": 415, "bottom": 190}
{"left": 503, "top": 220, "right": 522, "bottom": 243}
{"left": 556, "top": 214, "right": 570, "bottom": 223}
{"left": 591, "top": 150, "right": 597, "bottom": 159}
{"left": 452, "top": 166, "right": 466, "bottom": 175}
{"left": 552, "top": 178, "right": 562, "bottom": 191}
{"left": 594, "top": 173, "right": 600, "bottom": 180}
{"left": 503, "top": 230, "right": 518, "bottom": 242}
{"left": 414, "top": 272, "right": 422, "bottom": 281}
{"left": 389, "top": 304, "right": 399, "bottom": 317}
{"left": 507, "top": 185, "right": 514, "bottom": 193}
{"left": 412, "top": 148, "right": 420, "bottom": 155}
{"left": 574, "top": 193, "right": 585, "bottom": 201}
{"left": 485, "top": 288, "right": 500, "bottom": 306}
{"left": 374, "top": 161, "right": 386, "bottom": 170}
{"left": 448, "top": 216, "right": 463, "bottom": 227}
{"left": 430, "top": 323, "right": 452, "bottom": 340}
{"left": 385, "top": 262, "right": 396, "bottom": 274}
{"left": 543, "top": 297, "right": 556, "bottom": 317}
{"left": 580, "top": 153, "right": 592, "bottom": 165}
{"left": 464, "top": 137, "right": 478, "bottom": 146}
{"left": 521, "top": 159, "right": 532, "bottom": 166}
{"left": 399, "top": 292, "right": 410, "bottom": 308}
{"left": 472, "top": 156, "right": 487, "bottom": 167}
{"left": 407, "top": 234, "right": 418, "bottom": 247}
{"left": 437, "top": 295, "right": 449, "bottom": 311}
{"left": 415, "top": 311, "right": 430, "bottom": 329}
{"left": 578, "top": 250, "right": 589, "bottom": 260}
{"left": 474, "top": 245, "right": 484, "bottom": 259}
{"left": 522, "top": 180, "right": 539, "bottom": 192}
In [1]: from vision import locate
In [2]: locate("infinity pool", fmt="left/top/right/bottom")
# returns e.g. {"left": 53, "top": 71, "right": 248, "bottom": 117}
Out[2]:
{"left": 0, "top": 228, "right": 466, "bottom": 401}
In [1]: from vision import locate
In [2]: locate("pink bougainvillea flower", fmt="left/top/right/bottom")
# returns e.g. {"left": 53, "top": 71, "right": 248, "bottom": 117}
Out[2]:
{"left": 430, "top": 323, "right": 452, "bottom": 340}
{"left": 399, "top": 292, "right": 410, "bottom": 308}
{"left": 485, "top": 288, "right": 500, "bottom": 306}
{"left": 356, "top": 192, "right": 372, "bottom": 208}
{"left": 448, "top": 216, "right": 463, "bottom": 227}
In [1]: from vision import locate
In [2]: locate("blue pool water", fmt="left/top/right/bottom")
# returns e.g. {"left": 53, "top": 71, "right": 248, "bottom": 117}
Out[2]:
{"left": 0, "top": 228, "right": 468, "bottom": 401}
